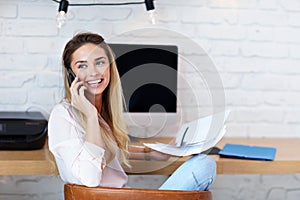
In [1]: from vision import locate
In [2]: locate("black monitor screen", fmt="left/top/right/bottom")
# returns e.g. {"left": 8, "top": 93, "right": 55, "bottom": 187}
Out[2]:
{"left": 109, "top": 43, "right": 178, "bottom": 113}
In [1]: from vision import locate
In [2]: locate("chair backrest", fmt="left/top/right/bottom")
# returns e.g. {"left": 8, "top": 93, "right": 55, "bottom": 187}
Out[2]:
{"left": 64, "top": 184, "right": 212, "bottom": 200}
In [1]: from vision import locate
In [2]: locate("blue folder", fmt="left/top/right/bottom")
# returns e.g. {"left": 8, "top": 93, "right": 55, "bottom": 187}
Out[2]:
{"left": 218, "top": 143, "right": 276, "bottom": 161}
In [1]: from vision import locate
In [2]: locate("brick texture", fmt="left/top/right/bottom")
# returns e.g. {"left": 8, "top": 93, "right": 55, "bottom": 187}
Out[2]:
{"left": 0, "top": 0, "right": 300, "bottom": 199}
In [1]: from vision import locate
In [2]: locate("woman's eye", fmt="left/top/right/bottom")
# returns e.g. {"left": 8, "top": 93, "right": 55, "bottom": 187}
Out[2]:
{"left": 78, "top": 64, "right": 87, "bottom": 69}
{"left": 96, "top": 61, "right": 104, "bottom": 66}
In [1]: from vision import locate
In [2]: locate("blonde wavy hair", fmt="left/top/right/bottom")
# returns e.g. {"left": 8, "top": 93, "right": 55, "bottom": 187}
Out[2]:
{"left": 62, "top": 32, "right": 130, "bottom": 166}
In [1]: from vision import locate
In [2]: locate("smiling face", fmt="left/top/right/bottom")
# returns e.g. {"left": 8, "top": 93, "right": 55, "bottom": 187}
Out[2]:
{"left": 70, "top": 43, "right": 110, "bottom": 99}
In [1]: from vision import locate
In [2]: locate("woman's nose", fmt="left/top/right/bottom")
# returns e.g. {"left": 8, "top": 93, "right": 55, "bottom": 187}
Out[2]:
{"left": 89, "top": 66, "right": 99, "bottom": 76}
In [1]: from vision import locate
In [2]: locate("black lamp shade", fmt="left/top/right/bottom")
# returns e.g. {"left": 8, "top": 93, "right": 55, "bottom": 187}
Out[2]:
{"left": 58, "top": 0, "right": 69, "bottom": 13}
{"left": 145, "top": 0, "right": 155, "bottom": 11}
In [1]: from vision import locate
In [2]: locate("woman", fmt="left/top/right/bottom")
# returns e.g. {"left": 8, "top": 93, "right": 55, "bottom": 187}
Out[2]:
{"left": 48, "top": 32, "right": 216, "bottom": 190}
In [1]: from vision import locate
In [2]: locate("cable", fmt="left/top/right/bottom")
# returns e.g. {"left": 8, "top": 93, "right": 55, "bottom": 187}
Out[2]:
{"left": 51, "top": 0, "right": 146, "bottom": 6}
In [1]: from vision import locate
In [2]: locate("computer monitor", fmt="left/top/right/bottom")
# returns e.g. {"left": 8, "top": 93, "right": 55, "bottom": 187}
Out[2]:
{"left": 109, "top": 43, "right": 179, "bottom": 138}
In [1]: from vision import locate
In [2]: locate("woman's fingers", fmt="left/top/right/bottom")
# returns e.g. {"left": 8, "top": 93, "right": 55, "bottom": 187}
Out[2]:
{"left": 78, "top": 85, "right": 87, "bottom": 97}
{"left": 71, "top": 79, "right": 83, "bottom": 96}
{"left": 150, "top": 150, "right": 171, "bottom": 161}
{"left": 70, "top": 82, "right": 95, "bottom": 114}
{"left": 70, "top": 79, "right": 84, "bottom": 107}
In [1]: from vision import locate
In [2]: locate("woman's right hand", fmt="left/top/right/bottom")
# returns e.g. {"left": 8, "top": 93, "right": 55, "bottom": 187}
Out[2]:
{"left": 70, "top": 77, "right": 97, "bottom": 116}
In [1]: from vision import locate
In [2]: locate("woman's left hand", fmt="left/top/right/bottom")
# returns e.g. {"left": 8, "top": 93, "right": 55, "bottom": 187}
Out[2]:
{"left": 128, "top": 145, "right": 171, "bottom": 161}
{"left": 149, "top": 150, "right": 171, "bottom": 161}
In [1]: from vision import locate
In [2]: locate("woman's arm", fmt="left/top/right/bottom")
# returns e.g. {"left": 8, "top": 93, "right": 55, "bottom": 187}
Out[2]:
{"left": 70, "top": 78, "right": 105, "bottom": 148}
{"left": 48, "top": 104, "right": 105, "bottom": 187}
{"left": 85, "top": 113, "right": 105, "bottom": 148}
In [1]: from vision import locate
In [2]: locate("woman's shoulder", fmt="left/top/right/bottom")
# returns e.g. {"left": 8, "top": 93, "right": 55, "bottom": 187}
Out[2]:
{"left": 50, "top": 99, "right": 74, "bottom": 119}
{"left": 52, "top": 99, "right": 71, "bottom": 112}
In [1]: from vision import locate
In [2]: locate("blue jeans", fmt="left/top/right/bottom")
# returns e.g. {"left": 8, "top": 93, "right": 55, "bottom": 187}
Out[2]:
{"left": 159, "top": 154, "right": 216, "bottom": 191}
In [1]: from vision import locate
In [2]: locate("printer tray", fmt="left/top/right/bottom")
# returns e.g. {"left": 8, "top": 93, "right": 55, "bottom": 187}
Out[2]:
{"left": 0, "top": 111, "right": 48, "bottom": 150}
{"left": 0, "top": 127, "right": 47, "bottom": 150}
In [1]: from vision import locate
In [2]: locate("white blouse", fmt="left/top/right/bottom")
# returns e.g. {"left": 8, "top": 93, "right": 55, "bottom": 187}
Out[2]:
{"left": 48, "top": 101, "right": 128, "bottom": 187}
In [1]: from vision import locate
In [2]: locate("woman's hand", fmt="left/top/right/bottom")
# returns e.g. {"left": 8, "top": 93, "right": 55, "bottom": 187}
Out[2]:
{"left": 128, "top": 145, "right": 171, "bottom": 161}
{"left": 70, "top": 77, "right": 97, "bottom": 116}
{"left": 149, "top": 150, "right": 171, "bottom": 161}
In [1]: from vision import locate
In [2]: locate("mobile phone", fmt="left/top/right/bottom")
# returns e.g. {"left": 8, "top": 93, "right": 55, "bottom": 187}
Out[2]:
{"left": 67, "top": 68, "right": 76, "bottom": 87}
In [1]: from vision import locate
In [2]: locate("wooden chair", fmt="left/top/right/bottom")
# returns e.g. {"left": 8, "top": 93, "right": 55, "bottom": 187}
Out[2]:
{"left": 64, "top": 184, "right": 212, "bottom": 200}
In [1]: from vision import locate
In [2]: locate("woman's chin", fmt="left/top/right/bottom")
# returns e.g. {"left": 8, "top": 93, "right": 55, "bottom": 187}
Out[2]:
{"left": 86, "top": 87, "right": 104, "bottom": 97}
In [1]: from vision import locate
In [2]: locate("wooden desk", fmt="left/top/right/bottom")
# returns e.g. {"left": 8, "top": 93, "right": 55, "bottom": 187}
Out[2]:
{"left": 0, "top": 140, "right": 58, "bottom": 175}
{"left": 1, "top": 138, "right": 300, "bottom": 176}
{"left": 216, "top": 138, "right": 300, "bottom": 174}
{"left": 127, "top": 138, "right": 300, "bottom": 175}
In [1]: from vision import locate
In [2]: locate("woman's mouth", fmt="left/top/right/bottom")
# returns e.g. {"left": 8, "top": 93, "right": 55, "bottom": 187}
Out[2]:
{"left": 87, "top": 79, "right": 103, "bottom": 88}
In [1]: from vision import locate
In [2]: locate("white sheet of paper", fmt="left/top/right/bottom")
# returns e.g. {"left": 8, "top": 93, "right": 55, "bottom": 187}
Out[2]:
{"left": 175, "top": 110, "right": 230, "bottom": 146}
{"left": 144, "top": 128, "right": 226, "bottom": 156}
{"left": 143, "top": 110, "right": 230, "bottom": 156}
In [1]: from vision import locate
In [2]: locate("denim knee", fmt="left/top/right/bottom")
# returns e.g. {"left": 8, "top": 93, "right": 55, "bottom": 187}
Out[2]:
{"left": 191, "top": 154, "right": 216, "bottom": 190}
{"left": 159, "top": 154, "right": 217, "bottom": 191}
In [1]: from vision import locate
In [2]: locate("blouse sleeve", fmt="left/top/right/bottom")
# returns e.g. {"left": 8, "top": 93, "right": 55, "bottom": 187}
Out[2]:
{"left": 48, "top": 104, "right": 106, "bottom": 187}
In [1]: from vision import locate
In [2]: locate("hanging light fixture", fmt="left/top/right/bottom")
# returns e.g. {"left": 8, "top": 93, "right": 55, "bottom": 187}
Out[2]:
{"left": 56, "top": 0, "right": 69, "bottom": 29}
{"left": 52, "top": 0, "right": 157, "bottom": 28}
{"left": 145, "top": 0, "right": 156, "bottom": 24}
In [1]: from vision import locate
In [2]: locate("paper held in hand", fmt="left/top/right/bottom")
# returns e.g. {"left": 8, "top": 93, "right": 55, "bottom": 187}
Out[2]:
{"left": 144, "top": 110, "right": 230, "bottom": 156}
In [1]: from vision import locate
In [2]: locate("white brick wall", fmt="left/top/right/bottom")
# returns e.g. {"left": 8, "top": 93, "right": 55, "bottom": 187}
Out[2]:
{"left": 1, "top": 0, "right": 300, "bottom": 199}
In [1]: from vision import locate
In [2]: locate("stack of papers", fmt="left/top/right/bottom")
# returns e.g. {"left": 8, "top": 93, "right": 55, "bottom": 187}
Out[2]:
{"left": 144, "top": 110, "right": 230, "bottom": 156}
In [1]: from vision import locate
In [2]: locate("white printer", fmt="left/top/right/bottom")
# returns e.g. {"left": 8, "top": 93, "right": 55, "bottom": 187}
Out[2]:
{"left": 0, "top": 111, "right": 47, "bottom": 150}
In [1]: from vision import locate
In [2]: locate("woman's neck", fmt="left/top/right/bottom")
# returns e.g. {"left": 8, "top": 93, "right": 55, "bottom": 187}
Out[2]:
{"left": 86, "top": 93, "right": 102, "bottom": 113}
{"left": 95, "top": 95, "right": 102, "bottom": 113}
